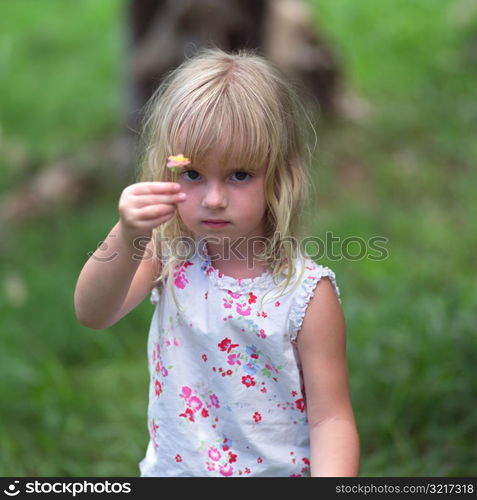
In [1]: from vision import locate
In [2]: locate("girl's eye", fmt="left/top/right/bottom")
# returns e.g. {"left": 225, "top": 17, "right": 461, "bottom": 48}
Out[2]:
{"left": 182, "top": 170, "right": 252, "bottom": 182}
{"left": 182, "top": 170, "right": 200, "bottom": 181}
{"left": 231, "top": 171, "right": 253, "bottom": 182}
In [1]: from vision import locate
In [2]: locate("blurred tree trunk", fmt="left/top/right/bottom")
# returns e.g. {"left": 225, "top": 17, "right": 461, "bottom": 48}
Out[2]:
{"left": 124, "top": 0, "right": 343, "bottom": 135}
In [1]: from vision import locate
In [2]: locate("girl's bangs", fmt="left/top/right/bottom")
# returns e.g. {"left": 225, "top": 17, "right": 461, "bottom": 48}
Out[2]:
{"left": 168, "top": 92, "right": 270, "bottom": 173}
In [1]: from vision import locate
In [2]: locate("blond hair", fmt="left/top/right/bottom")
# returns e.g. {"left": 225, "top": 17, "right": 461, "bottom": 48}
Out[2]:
{"left": 136, "top": 48, "right": 316, "bottom": 309}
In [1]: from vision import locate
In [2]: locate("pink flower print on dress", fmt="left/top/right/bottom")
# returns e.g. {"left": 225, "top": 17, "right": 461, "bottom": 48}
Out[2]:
{"left": 227, "top": 290, "right": 242, "bottom": 299}
{"left": 152, "top": 343, "right": 161, "bottom": 362}
{"left": 179, "top": 386, "right": 204, "bottom": 416}
{"left": 264, "top": 362, "right": 279, "bottom": 375}
{"left": 241, "top": 318, "right": 267, "bottom": 340}
{"left": 295, "top": 398, "right": 306, "bottom": 413}
{"left": 151, "top": 419, "right": 159, "bottom": 434}
{"left": 217, "top": 337, "right": 239, "bottom": 353}
{"left": 221, "top": 437, "right": 233, "bottom": 451}
{"left": 228, "top": 451, "right": 237, "bottom": 463}
{"left": 208, "top": 446, "right": 221, "bottom": 462}
{"left": 252, "top": 411, "right": 262, "bottom": 423}
{"left": 236, "top": 301, "right": 251, "bottom": 316}
{"left": 151, "top": 344, "right": 161, "bottom": 372}
{"left": 219, "top": 463, "right": 234, "bottom": 477}
{"left": 173, "top": 261, "right": 193, "bottom": 289}
{"left": 209, "top": 393, "right": 220, "bottom": 408}
{"left": 223, "top": 298, "right": 233, "bottom": 309}
{"left": 155, "top": 379, "right": 163, "bottom": 398}
{"left": 227, "top": 353, "right": 241, "bottom": 366}
{"left": 275, "top": 301, "right": 281, "bottom": 307}
{"left": 241, "top": 375, "right": 256, "bottom": 388}
{"left": 246, "top": 344, "right": 259, "bottom": 359}
{"left": 179, "top": 407, "right": 195, "bottom": 422}
{"left": 174, "top": 272, "right": 189, "bottom": 289}
{"left": 150, "top": 418, "right": 160, "bottom": 449}
{"left": 248, "top": 292, "right": 257, "bottom": 304}
{"left": 180, "top": 386, "right": 192, "bottom": 401}
{"left": 188, "top": 396, "right": 203, "bottom": 412}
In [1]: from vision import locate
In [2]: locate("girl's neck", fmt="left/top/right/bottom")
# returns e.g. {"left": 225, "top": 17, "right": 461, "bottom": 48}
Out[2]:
{"left": 209, "top": 257, "right": 271, "bottom": 280}
{"left": 205, "top": 236, "right": 271, "bottom": 280}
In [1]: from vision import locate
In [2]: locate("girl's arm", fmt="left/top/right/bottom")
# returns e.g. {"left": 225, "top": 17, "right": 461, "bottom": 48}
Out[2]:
{"left": 74, "top": 182, "right": 186, "bottom": 329}
{"left": 74, "top": 220, "right": 155, "bottom": 329}
{"left": 296, "top": 278, "right": 360, "bottom": 477}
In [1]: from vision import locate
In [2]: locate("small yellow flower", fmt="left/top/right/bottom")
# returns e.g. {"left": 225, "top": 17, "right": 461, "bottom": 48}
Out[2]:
{"left": 166, "top": 154, "right": 190, "bottom": 168}
{"left": 166, "top": 154, "right": 190, "bottom": 180}
{"left": 166, "top": 153, "right": 190, "bottom": 179}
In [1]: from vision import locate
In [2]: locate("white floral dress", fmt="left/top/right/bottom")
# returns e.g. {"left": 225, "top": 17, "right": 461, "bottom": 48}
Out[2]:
{"left": 139, "top": 241, "right": 340, "bottom": 477}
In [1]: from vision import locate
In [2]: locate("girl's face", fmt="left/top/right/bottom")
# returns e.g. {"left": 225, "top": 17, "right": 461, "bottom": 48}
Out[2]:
{"left": 176, "top": 155, "right": 268, "bottom": 247}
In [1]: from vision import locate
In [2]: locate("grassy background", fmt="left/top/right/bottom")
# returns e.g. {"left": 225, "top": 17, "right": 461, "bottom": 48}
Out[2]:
{"left": 1, "top": 0, "right": 476, "bottom": 476}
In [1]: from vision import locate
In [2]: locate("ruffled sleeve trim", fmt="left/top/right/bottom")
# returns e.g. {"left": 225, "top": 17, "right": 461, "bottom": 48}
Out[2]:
{"left": 288, "top": 257, "right": 341, "bottom": 343}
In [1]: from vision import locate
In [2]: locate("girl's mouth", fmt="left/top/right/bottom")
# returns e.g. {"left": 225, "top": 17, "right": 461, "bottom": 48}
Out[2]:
{"left": 202, "top": 220, "right": 230, "bottom": 228}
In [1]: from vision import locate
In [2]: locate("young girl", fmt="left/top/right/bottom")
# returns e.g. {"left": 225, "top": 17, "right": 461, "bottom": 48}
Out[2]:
{"left": 74, "top": 48, "right": 360, "bottom": 477}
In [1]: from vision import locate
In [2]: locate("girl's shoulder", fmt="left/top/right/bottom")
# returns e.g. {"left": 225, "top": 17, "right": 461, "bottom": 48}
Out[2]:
{"left": 299, "top": 253, "right": 340, "bottom": 297}
{"left": 288, "top": 252, "right": 341, "bottom": 342}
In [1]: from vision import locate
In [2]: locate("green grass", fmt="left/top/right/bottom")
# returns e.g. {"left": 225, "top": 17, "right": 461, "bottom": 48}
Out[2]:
{"left": 1, "top": 0, "right": 476, "bottom": 476}
{"left": 0, "top": 0, "right": 122, "bottom": 191}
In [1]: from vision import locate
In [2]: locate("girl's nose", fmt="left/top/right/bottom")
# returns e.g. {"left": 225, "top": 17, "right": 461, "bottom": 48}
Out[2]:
{"left": 201, "top": 183, "right": 227, "bottom": 209}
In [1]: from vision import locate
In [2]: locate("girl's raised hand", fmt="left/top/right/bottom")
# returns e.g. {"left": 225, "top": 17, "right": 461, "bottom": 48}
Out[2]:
{"left": 118, "top": 182, "right": 186, "bottom": 245}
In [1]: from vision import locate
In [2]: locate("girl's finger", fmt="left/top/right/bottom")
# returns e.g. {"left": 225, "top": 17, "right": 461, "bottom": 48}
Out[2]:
{"left": 132, "top": 212, "right": 175, "bottom": 230}
{"left": 135, "top": 204, "right": 176, "bottom": 220}
{"left": 129, "top": 182, "right": 181, "bottom": 195}
{"left": 133, "top": 193, "right": 186, "bottom": 208}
